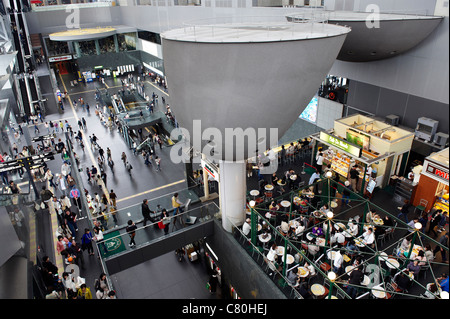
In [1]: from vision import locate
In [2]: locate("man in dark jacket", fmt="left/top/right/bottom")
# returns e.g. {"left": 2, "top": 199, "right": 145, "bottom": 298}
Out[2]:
{"left": 346, "top": 266, "right": 364, "bottom": 299}
{"left": 142, "top": 199, "right": 152, "bottom": 226}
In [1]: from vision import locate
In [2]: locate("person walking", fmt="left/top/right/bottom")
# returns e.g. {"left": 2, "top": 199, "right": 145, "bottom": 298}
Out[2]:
{"left": 142, "top": 199, "right": 152, "bottom": 227}
{"left": 121, "top": 152, "right": 127, "bottom": 165}
{"left": 81, "top": 228, "right": 95, "bottom": 256}
{"left": 126, "top": 161, "right": 133, "bottom": 176}
{"left": 161, "top": 209, "right": 170, "bottom": 235}
{"left": 154, "top": 156, "right": 161, "bottom": 171}
{"left": 397, "top": 200, "right": 411, "bottom": 223}
{"left": 126, "top": 220, "right": 137, "bottom": 247}
{"left": 93, "top": 226, "right": 107, "bottom": 256}
{"left": 81, "top": 117, "right": 87, "bottom": 130}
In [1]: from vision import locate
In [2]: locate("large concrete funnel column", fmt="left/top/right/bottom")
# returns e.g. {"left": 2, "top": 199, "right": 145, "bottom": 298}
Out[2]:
{"left": 161, "top": 17, "right": 351, "bottom": 231}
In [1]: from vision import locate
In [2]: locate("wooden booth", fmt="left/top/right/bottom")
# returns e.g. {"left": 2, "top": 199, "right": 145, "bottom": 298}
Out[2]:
{"left": 311, "top": 114, "right": 415, "bottom": 195}
{"left": 412, "top": 148, "right": 449, "bottom": 213}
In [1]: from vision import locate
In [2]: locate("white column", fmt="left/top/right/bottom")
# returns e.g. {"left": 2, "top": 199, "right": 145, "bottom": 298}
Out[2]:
{"left": 219, "top": 160, "right": 246, "bottom": 233}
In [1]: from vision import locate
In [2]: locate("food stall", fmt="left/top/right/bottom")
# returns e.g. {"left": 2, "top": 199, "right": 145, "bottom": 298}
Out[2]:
{"left": 412, "top": 148, "right": 449, "bottom": 213}
{"left": 310, "top": 114, "right": 415, "bottom": 194}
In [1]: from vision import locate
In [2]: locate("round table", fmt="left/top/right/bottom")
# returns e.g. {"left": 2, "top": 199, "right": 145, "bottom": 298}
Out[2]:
{"left": 385, "top": 258, "right": 400, "bottom": 269}
{"left": 276, "top": 246, "right": 285, "bottom": 256}
{"left": 362, "top": 275, "right": 370, "bottom": 286}
{"left": 277, "top": 180, "right": 286, "bottom": 186}
{"left": 282, "top": 254, "right": 295, "bottom": 265}
{"left": 373, "top": 218, "right": 384, "bottom": 226}
{"left": 311, "top": 284, "right": 326, "bottom": 297}
{"left": 280, "top": 200, "right": 291, "bottom": 208}
{"left": 258, "top": 233, "right": 272, "bottom": 243}
{"left": 371, "top": 287, "right": 386, "bottom": 299}
{"left": 440, "top": 291, "right": 449, "bottom": 299}
{"left": 326, "top": 295, "right": 338, "bottom": 299}
{"left": 257, "top": 224, "right": 262, "bottom": 231}
{"left": 265, "top": 212, "right": 272, "bottom": 219}
{"left": 345, "top": 265, "right": 355, "bottom": 274}
{"left": 298, "top": 266, "right": 309, "bottom": 278}
{"left": 379, "top": 252, "right": 389, "bottom": 262}
{"left": 306, "top": 232, "right": 315, "bottom": 241}
{"left": 293, "top": 196, "right": 301, "bottom": 205}
{"left": 265, "top": 184, "right": 274, "bottom": 191}
{"left": 334, "top": 222, "right": 346, "bottom": 231}
{"left": 250, "top": 190, "right": 260, "bottom": 197}
{"left": 290, "top": 174, "right": 297, "bottom": 181}
{"left": 330, "top": 200, "right": 338, "bottom": 208}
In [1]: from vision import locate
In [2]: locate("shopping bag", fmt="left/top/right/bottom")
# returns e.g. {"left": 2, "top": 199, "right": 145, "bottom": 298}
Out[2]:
{"left": 158, "top": 221, "right": 165, "bottom": 229}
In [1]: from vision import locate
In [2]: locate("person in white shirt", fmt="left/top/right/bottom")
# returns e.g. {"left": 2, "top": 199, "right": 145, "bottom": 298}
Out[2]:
{"left": 335, "top": 229, "right": 346, "bottom": 245}
{"left": 242, "top": 218, "right": 251, "bottom": 236}
{"left": 316, "top": 152, "right": 324, "bottom": 173}
{"left": 333, "top": 250, "right": 344, "bottom": 273}
{"left": 305, "top": 261, "right": 316, "bottom": 277}
{"left": 348, "top": 220, "right": 359, "bottom": 237}
{"left": 361, "top": 228, "right": 375, "bottom": 247}
{"left": 61, "top": 163, "right": 71, "bottom": 177}
{"left": 295, "top": 222, "right": 305, "bottom": 237}
{"left": 281, "top": 220, "right": 290, "bottom": 235}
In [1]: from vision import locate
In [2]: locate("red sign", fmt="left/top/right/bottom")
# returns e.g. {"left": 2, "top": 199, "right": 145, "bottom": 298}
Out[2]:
{"left": 426, "top": 163, "right": 449, "bottom": 182}
{"left": 435, "top": 168, "right": 449, "bottom": 180}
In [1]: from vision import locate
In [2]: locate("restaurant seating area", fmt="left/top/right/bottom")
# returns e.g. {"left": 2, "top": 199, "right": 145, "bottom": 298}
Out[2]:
{"left": 233, "top": 171, "right": 449, "bottom": 299}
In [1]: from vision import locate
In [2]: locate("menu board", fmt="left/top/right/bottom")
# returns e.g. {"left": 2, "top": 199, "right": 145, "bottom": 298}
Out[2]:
{"left": 346, "top": 129, "right": 370, "bottom": 151}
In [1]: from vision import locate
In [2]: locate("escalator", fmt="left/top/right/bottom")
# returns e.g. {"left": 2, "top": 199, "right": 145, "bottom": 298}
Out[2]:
{"left": 18, "top": 78, "right": 30, "bottom": 115}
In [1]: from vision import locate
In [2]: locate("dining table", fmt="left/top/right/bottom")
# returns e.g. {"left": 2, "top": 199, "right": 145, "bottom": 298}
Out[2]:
{"left": 276, "top": 246, "right": 285, "bottom": 256}
{"left": 311, "top": 283, "right": 326, "bottom": 297}
{"left": 282, "top": 254, "right": 295, "bottom": 265}
{"left": 277, "top": 180, "right": 286, "bottom": 186}
{"left": 334, "top": 222, "right": 346, "bottom": 231}
{"left": 371, "top": 285, "right": 387, "bottom": 299}
{"left": 250, "top": 190, "right": 260, "bottom": 198}
{"left": 373, "top": 217, "right": 384, "bottom": 226}
{"left": 385, "top": 258, "right": 400, "bottom": 269}
{"left": 258, "top": 233, "right": 272, "bottom": 244}
{"left": 264, "top": 184, "right": 274, "bottom": 191}
{"left": 280, "top": 200, "right": 291, "bottom": 208}
{"left": 298, "top": 266, "right": 309, "bottom": 278}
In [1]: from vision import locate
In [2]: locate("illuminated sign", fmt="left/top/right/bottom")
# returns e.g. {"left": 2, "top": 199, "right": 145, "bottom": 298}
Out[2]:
{"left": 319, "top": 131, "right": 362, "bottom": 158}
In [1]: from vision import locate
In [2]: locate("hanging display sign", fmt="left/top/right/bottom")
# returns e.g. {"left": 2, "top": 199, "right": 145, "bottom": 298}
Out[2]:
{"left": 48, "top": 55, "right": 72, "bottom": 63}
{"left": 319, "top": 131, "right": 362, "bottom": 158}
{"left": 423, "top": 161, "right": 449, "bottom": 184}
{"left": 201, "top": 158, "right": 219, "bottom": 182}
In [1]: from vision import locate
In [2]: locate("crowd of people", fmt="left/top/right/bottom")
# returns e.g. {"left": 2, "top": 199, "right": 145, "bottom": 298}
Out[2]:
{"left": 240, "top": 137, "right": 449, "bottom": 299}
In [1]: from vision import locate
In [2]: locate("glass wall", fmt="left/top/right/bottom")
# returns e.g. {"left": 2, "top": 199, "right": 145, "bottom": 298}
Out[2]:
{"left": 78, "top": 40, "right": 97, "bottom": 56}
{"left": 99, "top": 36, "right": 116, "bottom": 54}
{"left": 44, "top": 38, "right": 69, "bottom": 56}
{"left": 117, "top": 32, "right": 137, "bottom": 52}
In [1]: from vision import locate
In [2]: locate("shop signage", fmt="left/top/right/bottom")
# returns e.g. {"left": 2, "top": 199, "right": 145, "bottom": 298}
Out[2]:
{"left": 201, "top": 158, "right": 219, "bottom": 182}
{"left": 48, "top": 55, "right": 72, "bottom": 63}
{"left": 425, "top": 163, "right": 449, "bottom": 182}
{"left": 319, "top": 131, "right": 362, "bottom": 158}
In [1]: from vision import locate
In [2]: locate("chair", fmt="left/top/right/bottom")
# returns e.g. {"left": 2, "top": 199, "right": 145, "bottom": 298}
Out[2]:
{"left": 419, "top": 264, "right": 430, "bottom": 280}
{"left": 414, "top": 199, "right": 428, "bottom": 215}
{"left": 377, "top": 233, "right": 386, "bottom": 247}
